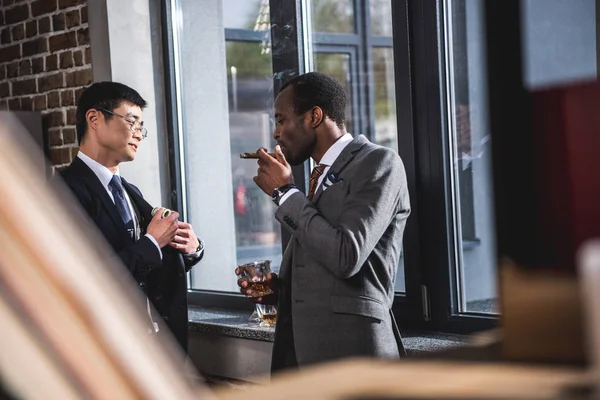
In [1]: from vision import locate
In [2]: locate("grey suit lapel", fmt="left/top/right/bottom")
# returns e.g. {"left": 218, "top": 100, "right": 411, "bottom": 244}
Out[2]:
{"left": 311, "top": 135, "right": 369, "bottom": 204}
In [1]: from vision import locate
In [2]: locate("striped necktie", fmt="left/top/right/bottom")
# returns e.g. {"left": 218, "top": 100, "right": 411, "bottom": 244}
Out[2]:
{"left": 307, "top": 164, "right": 326, "bottom": 200}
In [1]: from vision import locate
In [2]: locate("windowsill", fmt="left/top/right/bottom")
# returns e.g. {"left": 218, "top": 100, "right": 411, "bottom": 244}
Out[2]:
{"left": 188, "top": 306, "right": 473, "bottom": 355}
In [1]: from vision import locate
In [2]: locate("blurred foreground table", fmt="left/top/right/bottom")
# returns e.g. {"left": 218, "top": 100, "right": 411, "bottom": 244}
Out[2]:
{"left": 213, "top": 358, "right": 591, "bottom": 400}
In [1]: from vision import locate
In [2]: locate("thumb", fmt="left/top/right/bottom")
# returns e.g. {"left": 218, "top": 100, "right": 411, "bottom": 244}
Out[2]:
{"left": 275, "top": 145, "right": 287, "bottom": 164}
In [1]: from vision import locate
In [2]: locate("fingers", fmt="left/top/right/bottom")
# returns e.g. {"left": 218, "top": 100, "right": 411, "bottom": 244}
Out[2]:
{"left": 275, "top": 145, "right": 287, "bottom": 165}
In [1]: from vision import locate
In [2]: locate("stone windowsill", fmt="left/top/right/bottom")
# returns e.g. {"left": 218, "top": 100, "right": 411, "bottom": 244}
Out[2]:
{"left": 188, "top": 306, "right": 474, "bottom": 355}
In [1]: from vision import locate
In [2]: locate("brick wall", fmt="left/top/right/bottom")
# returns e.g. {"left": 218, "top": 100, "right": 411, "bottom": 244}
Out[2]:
{"left": 0, "top": 0, "right": 92, "bottom": 173}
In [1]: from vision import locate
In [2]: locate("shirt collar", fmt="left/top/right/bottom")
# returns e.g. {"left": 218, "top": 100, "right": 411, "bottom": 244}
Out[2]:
{"left": 318, "top": 133, "right": 353, "bottom": 167}
{"left": 77, "top": 151, "right": 120, "bottom": 189}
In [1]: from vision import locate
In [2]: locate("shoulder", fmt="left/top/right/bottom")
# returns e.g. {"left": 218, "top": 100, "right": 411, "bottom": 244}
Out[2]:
{"left": 121, "top": 178, "right": 143, "bottom": 198}
{"left": 357, "top": 140, "right": 404, "bottom": 172}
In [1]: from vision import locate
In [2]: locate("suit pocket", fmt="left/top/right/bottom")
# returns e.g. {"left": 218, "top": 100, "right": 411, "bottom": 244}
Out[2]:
{"left": 330, "top": 294, "right": 386, "bottom": 322}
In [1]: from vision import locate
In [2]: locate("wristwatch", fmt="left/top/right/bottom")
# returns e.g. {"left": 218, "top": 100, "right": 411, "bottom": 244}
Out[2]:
{"left": 271, "top": 184, "right": 297, "bottom": 206}
{"left": 196, "top": 238, "right": 205, "bottom": 253}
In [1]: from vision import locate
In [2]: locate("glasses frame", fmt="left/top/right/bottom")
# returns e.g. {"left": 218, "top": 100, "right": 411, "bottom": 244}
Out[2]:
{"left": 97, "top": 108, "right": 148, "bottom": 139}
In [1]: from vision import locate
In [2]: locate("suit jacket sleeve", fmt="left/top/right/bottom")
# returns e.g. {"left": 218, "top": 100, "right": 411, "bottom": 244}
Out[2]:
{"left": 275, "top": 149, "right": 409, "bottom": 279}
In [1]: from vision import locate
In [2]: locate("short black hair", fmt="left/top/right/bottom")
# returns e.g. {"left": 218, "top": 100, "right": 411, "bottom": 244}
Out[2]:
{"left": 76, "top": 81, "right": 147, "bottom": 144}
{"left": 280, "top": 72, "right": 346, "bottom": 129}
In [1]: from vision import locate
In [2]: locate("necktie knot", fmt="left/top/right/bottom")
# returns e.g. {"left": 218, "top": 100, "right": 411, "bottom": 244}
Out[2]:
{"left": 109, "top": 174, "right": 124, "bottom": 193}
{"left": 307, "top": 164, "right": 327, "bottom": 200}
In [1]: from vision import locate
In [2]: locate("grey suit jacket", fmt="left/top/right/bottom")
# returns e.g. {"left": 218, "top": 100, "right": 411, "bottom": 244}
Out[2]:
{"left": 271, "top": 135, "right": 410, "bottom": 371}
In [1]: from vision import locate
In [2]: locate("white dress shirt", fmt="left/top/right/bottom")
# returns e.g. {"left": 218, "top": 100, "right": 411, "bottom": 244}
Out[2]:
{"left": 279, "top": 133, "right": 353, "bottom": 205}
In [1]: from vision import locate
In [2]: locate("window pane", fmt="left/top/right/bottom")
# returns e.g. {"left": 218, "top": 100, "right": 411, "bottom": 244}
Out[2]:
{"left": 223, "top": 0, "right": 269, "bottom": 30}
{"left": 444, "top": 0, "right": 497, "bottom": 313}
{"left": 226, "top": 42, "right": 282, "bottom": 275}
{"left": 311, "top": 0, "right": 355, "bottom": 34}
{"left": 372, "top": 47, "right": 398, "bottom": 153}
{"left": 176, "top": 0, "right": 279, "bottom": 292}
{"left": 309, "top": 1, "right": 405, "bottom": 293}
{"left": 369, "top": 0, "right": 393, "bottom": 36}
{"left": 314, "top": 52, "right": 354, "bottom": 136}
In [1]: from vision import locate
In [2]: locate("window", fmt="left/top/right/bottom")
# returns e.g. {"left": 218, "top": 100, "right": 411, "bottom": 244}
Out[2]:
{"left": 442, "top": 0, "right": 497, "bottom": 314}
{"left": 309, "top": 0, "right": 404, "bottom": 291}
{"left": 162, "top": 0, "right": 503, "bottom": 331}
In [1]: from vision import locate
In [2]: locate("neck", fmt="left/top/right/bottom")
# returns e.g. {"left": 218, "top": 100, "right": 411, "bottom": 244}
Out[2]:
{"left": 79, "top": 142, "right": 120, "bottom": 174}
{"left": 312, "top": 126, "right": 347, "bottom": 164}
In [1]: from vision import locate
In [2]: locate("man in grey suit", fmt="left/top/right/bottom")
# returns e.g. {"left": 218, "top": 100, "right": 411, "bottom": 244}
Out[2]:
{"left": 236, "top": 72, "right": 410, "bottom": 372}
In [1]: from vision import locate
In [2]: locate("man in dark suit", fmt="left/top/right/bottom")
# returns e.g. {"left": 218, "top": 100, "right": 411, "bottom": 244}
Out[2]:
{"left": 237, "top": 72, "right": 410, "bottom": 372}
{"left": 60, "top": 82, "right": 203, "bottom": 353}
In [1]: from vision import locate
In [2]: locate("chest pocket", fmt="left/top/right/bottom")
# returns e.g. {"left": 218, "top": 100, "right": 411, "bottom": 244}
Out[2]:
{"left": 317, "top": 181, "right": 349, "bottom": 221}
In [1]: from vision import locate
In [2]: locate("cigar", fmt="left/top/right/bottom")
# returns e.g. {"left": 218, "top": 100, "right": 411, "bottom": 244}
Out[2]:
{"left": 151, "top": 207, "right": 172, "bottom": 219}
{"left": 239, "top": 152, "right": 276, "bottom": 159}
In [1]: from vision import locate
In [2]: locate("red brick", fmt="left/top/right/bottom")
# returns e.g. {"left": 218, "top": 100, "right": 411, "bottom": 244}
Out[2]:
{"left": 3, "top": 0, "right": 15, "bottom": 7}
{"left": 22, "top": 37, "right": 47, "bottom": 57}
{"left": 46, "top": 54, "right": 58, "bottom": 71}
{"left": 0, "top": 28, "right": 10, "bottom": 45}
{"left": 47, "top": 90, "right": 60, "bottom": 108}
{"left": 0, "top": 82, "right": 9, "bottom": 98}
{"left": 49, "top": 31, "right": 77, "bottom": 52}
{"left": 81, "top": 5, "right": 88, "bottom": 24}
{"left": 49, "top": 147, "right": 71, "bottom": 165}
{"left": 0, "top": 44, "right": 20, "bottom": 63}
{"left": 12, "top": 78, "right": 36, "bottom": 96}
{"left": 38, "top": 72, "right": 64, "bottom": 92}
{"left": 6, "top": 62, "right": 18, "bottom": 78}
{"left": 0, "top": 9, "right": 4, "bottom": 26}
{"left": 45, "top": 110, "right": 64, "bottom": 127}
{"left": 8, "top": 97, "right": 21, "bottom": 110}
{"left": 84, "top": 46, "right": 91, "bottom": 64}
{"left": 60, "top": 89, "right": 75, "bottom": 106}
{"left": 25, "top": 20, "right": 37, "bottom": 38}
{"left": 74, "top": 87, "right": 84, "bottom": 100}
{"left": 76, "top": 27, "right": 88, "bottom": 46}
{"left": 66, "top": 108, "right": 76, "bottom": 124}
{"left": 0, "top": 65, "right": 5, "bottom": 80}
{"left": 65, "top": 68, "right": 91, "bottom": 87}
{"left": 59, "top": 51, "right": 73, "bottom": 68}
{"left": 18, "top": 59, "right": 31, "bottom": 75}
{"left": 31, "top": 56, "right": 44, "bottom": 74}
{"left": 69, "top": 146, "right": 79, "bottom": 159}
{"left": 65, "top": 9, "right": 79, "bottom": 29}
{"left": 52, "top": 13, "right": 65, "bottom": 31}
{"left": 5, "top": 4, "right": 29, "bottom": 25}
{"left": 73, "top": 49, "right": 83, "bottom": 66}
{"left": 31, "top": 0, "right": 57, "bottom": 18}
{"left": 59, "top": 0, "right": 85, "bottom": 8}
{"left": 20, "top": 96, "right": 33, "bottom": 110}
{"left": 11, "top": 23, "right": 25, "bottom": 41}
{"left": 0, "top": 100, "right": 7, "bottom": 110}
{"left": 38, "top": 16, "right": 51, "bottom": 34}
{"left": 33, "top": 94, "right": 46, "bottom": 110}
{"left": 48, "top": 129, "right": 62, "bottom": 146}
{"left": 63, "top": 127, "right": 76, "bottom": 144}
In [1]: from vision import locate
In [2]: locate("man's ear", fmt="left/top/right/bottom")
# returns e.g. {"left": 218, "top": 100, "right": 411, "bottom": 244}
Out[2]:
{"left": 86, "top": 109, "right": 100, "bottom": 130}
{"left": 309, "top": 106, "right": 324, "bottom": 129}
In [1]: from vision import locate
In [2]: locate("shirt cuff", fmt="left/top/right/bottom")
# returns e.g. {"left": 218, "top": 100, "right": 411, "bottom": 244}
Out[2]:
{"left": 279, "top": 188, "right": 300, "bottom": 205}
{"left": 145, "top": 233, "right": 163, "bottom": 260}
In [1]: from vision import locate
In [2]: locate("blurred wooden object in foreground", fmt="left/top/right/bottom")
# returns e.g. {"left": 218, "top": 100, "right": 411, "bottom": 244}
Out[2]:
{"left": 213, "top": 358, "right": 590, "bottom": 400}
{"left": 0, "top": 114, "right": 213, "bottom": 399}
{"left": 500, "top": 260, "right": 585, "bottom": 364}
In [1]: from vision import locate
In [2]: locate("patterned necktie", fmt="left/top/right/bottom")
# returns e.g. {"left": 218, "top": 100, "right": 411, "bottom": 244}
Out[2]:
{"left": 108, "top": 175, "right": 135, "bottom": 238}
{"left": 307, "top": 164, "right": 327, "bottom": 200}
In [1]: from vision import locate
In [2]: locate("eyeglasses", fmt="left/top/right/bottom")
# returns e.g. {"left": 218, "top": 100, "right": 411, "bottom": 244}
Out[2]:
{"left": 97, "top": 108, "right": 148, "bottom": 139}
